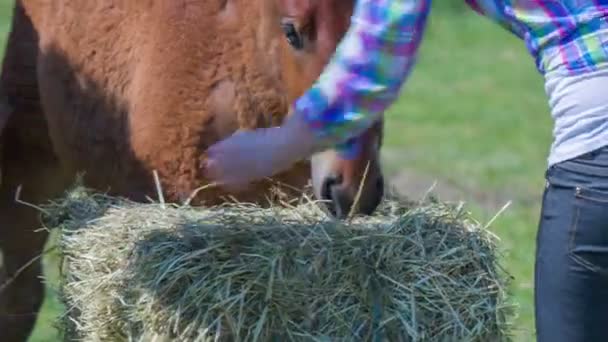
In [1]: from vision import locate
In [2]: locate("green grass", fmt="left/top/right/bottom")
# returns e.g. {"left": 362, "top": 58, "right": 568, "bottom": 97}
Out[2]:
{"left": 28, "top": 242, "right": 64, "bottom": 342}
{"left": 0, "top": 2, "right": 550, "bottom": 341}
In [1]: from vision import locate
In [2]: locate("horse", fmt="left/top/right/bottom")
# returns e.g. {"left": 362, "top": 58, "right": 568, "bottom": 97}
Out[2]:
{"left": 0, "top": 1, "right": 385, "bottom": 340}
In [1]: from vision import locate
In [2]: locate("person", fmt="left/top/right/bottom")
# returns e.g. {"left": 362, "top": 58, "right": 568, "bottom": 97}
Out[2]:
{"left": 205, "top": 1, "right": 608, "bottom": 340}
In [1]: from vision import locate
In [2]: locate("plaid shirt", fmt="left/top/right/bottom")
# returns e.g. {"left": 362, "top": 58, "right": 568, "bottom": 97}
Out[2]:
{"left": 293, "top": 0, "right": 608, "bottom": 157}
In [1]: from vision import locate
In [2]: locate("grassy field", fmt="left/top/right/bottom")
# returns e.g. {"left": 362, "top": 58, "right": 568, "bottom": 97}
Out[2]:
{"left": 0, "top": 2, "right": 551, "bottom": 341}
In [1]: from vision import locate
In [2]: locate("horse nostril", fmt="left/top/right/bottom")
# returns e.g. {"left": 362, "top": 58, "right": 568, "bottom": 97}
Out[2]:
{"left": 321, "top": 173, "right": 384, "bottom": 218}
{"left": 321, "top": 174, "right": 344, "bottom": 217}
{"left": 321, "top": 174, "right": 342, "bottom": 201}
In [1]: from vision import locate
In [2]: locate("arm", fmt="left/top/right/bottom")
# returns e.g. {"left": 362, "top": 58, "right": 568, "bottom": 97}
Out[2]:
{"left": 287, "top": 0, "right": 432, "bottom": 155}
{"left": 204, "top": 0, "right": 431, "bottom": 187}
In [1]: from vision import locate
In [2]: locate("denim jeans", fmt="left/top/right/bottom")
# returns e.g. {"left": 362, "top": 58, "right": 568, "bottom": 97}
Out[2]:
{"left": 535, "top": 145, "right": 608, "bottom": 342}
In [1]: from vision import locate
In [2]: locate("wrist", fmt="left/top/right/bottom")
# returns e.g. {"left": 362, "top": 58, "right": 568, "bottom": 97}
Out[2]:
{"left": 283, "top": 110, "right": 318, "bottom": 157}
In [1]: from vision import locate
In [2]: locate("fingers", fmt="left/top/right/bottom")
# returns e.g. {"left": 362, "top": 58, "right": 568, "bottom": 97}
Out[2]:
{"left": 203, "top": 157, "right": 220, "bottom": 181}
{"left": 203, "top": 127, "right": 287, "bottom": 191}
{"left": 204, "top": 148, "right": 256, "bottom": 192}
{"left": 204, "top": 159, "right": 252, "bottom": 192}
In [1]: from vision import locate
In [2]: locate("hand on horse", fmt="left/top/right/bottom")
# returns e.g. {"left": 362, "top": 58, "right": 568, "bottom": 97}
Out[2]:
{"left": 205, "top": 113, "right": 316, "bottom": 191}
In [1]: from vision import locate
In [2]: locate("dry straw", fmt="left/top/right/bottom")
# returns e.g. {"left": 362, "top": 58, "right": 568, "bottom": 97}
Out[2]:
{"left": 42, "top": 184, "right": 513, "bottom": 342}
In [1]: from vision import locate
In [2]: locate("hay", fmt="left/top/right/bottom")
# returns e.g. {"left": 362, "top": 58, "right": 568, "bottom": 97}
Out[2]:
{"left": 44, "top": 185, "right": 513, "bottom": 342}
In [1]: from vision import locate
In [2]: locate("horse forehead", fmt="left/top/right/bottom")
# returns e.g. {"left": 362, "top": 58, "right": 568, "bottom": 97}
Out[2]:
{"left": 276, "top": 0, "right": 314, "bottom": 17}
{"left": 276, "top": 0, "right": 351, "bottom": 21}
{"left": 323, "top": 1, "right": 355, "bottom": 29}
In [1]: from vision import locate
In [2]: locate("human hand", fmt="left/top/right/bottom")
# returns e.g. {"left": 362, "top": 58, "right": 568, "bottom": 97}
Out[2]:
{"left": 205, "top": 117, "right": 315, "bottom": 191}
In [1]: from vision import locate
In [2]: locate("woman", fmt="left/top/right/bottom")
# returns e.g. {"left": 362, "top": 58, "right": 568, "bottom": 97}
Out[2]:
{"left": 206, "top": 1, "right": 608, "bottom": 340}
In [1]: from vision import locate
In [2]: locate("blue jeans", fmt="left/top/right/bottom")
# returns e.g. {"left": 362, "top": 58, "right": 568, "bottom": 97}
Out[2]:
{"left": 535, "top": 146, "right": 608, "bottom": 341}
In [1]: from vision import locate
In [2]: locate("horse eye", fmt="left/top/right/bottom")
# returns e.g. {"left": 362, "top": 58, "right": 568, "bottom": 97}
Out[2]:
{"left": 281, "top": 22, "right": 304, "bottom": 50}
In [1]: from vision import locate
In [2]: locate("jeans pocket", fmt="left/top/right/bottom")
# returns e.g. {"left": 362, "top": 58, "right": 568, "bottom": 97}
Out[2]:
{"left": 568, "top": 186, "right": 608, "bottom": 275}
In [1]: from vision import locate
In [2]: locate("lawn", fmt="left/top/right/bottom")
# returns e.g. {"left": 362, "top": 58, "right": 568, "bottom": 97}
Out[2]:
{"left": 0, "top": 2, "right": 551, "bottom": 341}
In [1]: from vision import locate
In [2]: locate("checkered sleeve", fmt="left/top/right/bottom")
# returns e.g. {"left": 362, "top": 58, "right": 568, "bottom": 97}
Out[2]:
{"left": 292, "top": 0, "right": 431, "bottom": 157}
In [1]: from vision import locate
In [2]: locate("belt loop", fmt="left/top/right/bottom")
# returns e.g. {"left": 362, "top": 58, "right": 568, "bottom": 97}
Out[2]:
{"left": 544, "top": 165, "right": 555, "bottom": 188}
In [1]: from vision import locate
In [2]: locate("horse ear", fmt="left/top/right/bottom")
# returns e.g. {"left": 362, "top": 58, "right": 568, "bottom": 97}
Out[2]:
{"left": 276, "top": 0, "right": 314, "bottom": 18}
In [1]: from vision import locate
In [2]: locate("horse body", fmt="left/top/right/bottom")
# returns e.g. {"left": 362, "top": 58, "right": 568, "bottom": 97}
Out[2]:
{"left": 0, "top": 1, "right": 385, "bottom": 340}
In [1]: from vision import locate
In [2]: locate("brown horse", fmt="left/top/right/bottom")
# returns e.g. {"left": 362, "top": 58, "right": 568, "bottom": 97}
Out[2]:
{"left": 0, "top": 0, "right": 385, "bottom": 340}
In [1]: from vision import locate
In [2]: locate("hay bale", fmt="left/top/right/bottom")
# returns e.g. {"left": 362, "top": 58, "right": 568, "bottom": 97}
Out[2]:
{"left": 44, "top": 186, "right": 513, "bottom": 342}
